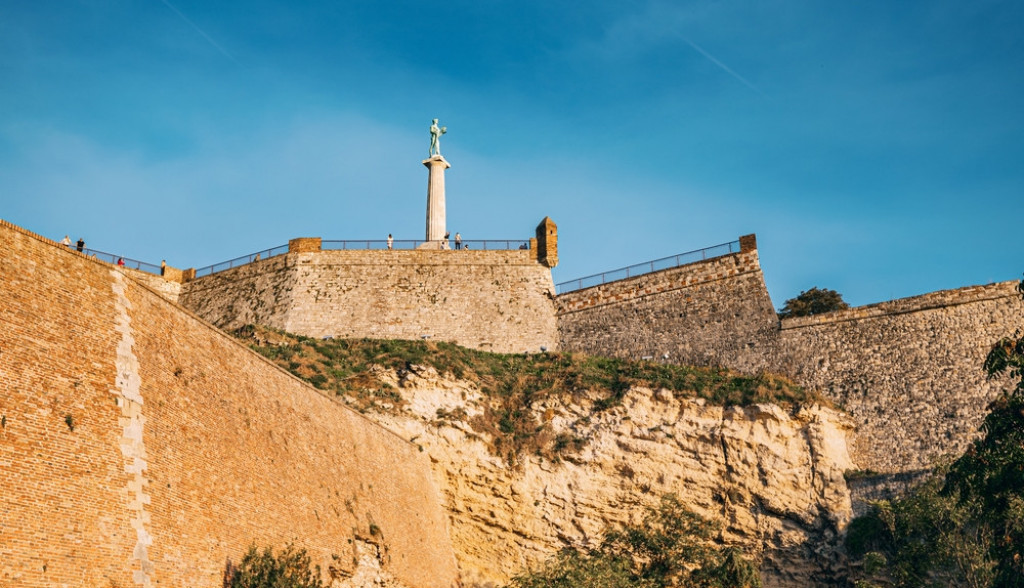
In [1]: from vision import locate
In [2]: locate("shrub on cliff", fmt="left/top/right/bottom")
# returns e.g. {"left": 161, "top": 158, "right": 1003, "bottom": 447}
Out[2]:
{"left": 507, "top": 494, "right": 761, "bottom": 588}
{"left": 223, "top": 544, "right": 323, "bottom": 588}
{"left": 845, "top": 276, "right": 1024, "bottom": 587}
{"left": 777, "top": 287, "right": 849, "bottom": 319}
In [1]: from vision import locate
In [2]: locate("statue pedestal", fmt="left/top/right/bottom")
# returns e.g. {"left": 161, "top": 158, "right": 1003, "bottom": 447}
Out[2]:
{"left": 423, "top": 155, "right": 450, "bottom": 242}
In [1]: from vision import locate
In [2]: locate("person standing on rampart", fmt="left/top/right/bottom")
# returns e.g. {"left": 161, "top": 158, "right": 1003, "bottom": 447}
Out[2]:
{"left": 387, "top": 234, "right": 393, "bottom": 250}
{"left": 76, "top": 238, "right": 84, "bottom": 252}
{"left": 60, "top": 235, "right": 71, "bottom": 247}
{"left": 455, "top": 232, "right": 462, "bottom": 250}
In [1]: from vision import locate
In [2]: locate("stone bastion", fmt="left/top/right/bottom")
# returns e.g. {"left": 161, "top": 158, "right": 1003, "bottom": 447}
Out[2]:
{"left": 144, "top": 218, "right": 560, "bottom": 355}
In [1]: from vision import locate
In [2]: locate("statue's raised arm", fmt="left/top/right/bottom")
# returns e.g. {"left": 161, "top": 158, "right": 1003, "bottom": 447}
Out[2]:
{"left": 429, "top": 118, "right": 447, "bottom": 157}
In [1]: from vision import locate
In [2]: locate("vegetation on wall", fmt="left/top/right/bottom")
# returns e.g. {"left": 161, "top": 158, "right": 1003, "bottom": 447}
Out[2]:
{"left": 845, "top": 277, "right": 1024, "bottom": 587}
{"left": 222, "top": 544, "right": 323, "bottom": 588}
{"left": 506, "top": 494, "right": 760, "bottom": 588}
{"left": 235, "top": 325, "right": 821, "bottom": 464}
{"left": 777, "top": 287, "right": 849, "bottom": 319}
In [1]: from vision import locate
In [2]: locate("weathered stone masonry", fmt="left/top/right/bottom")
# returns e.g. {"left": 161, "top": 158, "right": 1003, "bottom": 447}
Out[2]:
{"left": 769, "top": 282, "right": 1022, "bottom": 473}
{"left": 152, "top": 222, "right": 1022, "bottom": 475}
{"left": 0, "top": 219, "right": 459, "bottom": 587}
{"left": 556, "top": 235, "right": 779, "bottom": 374}
{"left": 178, "top": 238, "right": 559, "bottom": 354}
{"left": 555, "top": 235, "right": 1023, "bottom": 474}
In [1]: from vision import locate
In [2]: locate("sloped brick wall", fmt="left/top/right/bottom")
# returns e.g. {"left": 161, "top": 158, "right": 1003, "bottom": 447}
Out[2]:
{"left": 0, "top": 220, "right": 459, "bottom": 587}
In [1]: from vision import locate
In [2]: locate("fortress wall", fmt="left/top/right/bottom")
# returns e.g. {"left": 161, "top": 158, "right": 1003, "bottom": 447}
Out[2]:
{"left": 556, "top": 250, "right": 779, "bottom": 372}
{"left": 0, "top": 221, "right": 459, "bottom": 587}
{"left": 124, "top": 266, "right": 182, "bottom": 302}
{"left": 1, "top": 220, "right": 135, "bottom": 586}
{"left": 178, "top": 253, "right": 296, "bottom": 332}
{"left": 771, "top": 281, "right": 1023, "bottom": 473}
{"left": 555, "top": 236, "right": 1022, "bottom": 474}
{"left": 180, "top": 249, "right": 559, "bottom": 354}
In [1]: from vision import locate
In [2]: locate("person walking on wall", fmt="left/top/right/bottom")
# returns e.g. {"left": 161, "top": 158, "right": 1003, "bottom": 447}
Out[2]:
{"left": 387, "top": 233, "right": 393, "bottom": 250}
{"left": 117, "top": 257, "right": 125, "bottom": 267}
{"left": 60, "top": 235, "right": 71, "bottom": 247}
{"left": 455, "top": 232, "right": 462, "bottom": 250}
{"left": 76, "top": 238, "right": 85, "bottom": 252}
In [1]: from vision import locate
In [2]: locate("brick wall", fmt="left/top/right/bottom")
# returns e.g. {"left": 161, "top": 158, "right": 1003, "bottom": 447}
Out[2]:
{"left": 1, "top": 220, "right": 135, "bottom": 586}
{"left": 179, "top": 249, "right": 559, "bottom": 354}
{"left": 0, "top": 220, "right": 459, "bottom": 587}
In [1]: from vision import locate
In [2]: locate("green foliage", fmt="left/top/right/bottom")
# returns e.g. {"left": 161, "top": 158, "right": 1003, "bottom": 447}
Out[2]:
{"left": 777, "top": 287, "right": 849, "bottom": 319}
{"left": 236, "top": 325, "right": 820, "bottom": 465}
{"left": 507, "top": 495, "right": 761, "bottom": 588}
{"left": 846, "top": 474, "right": 995, "bottom": 587}
{"left": 223, "top": 544, "right": 323, "bottom": 588}
{"left": 845, "top": 275, "right": 1024, "bottom": 587}
{"left": 506, "top": 549, "right": 641, "bottom": 588}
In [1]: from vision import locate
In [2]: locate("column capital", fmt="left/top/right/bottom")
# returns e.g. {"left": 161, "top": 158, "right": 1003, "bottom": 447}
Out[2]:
{"left": 422, "top": 155, "right": 451, "bottom": 169}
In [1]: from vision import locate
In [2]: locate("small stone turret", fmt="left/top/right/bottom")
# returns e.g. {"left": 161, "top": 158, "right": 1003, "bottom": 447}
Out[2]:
{"left": 536, "top": 217, "right": 558, "bottom": 268}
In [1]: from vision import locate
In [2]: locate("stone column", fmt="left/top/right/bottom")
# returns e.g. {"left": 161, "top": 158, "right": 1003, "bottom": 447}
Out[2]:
{"left": 423, "top": 155, "right": 451, "bottom": 242}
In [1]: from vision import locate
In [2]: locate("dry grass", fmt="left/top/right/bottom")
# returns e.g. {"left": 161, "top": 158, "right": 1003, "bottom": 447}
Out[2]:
{"left": 235, "top": 325, "right": 824, "bottom": 465}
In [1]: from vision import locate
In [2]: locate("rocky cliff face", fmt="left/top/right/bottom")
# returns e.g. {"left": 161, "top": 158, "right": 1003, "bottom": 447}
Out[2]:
{"left": 364, "top": 365, "right": 855, "bottom": 587}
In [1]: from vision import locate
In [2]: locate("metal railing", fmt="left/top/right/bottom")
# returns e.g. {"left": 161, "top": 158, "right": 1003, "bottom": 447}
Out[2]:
{"left": 79, "top": 247, "right": 163, "bottom": 275}
{"left": 190, "top": 238, "right": 531, "bottom": 279}
{"left": 555, "top": 239, "right": 741, "bottom": 294}
{"left": 321, "top": 239, "right": 530, "bottom": 251}
{"left": 193, "top": 244, "right": 289, "bottom": 278}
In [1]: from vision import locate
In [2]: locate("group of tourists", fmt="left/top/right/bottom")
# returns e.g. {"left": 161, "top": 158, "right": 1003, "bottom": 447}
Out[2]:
{"left": 385, "top": 232, "right": 466, "bottom": 250}
{"left": 440, "top": 232, "right": 464, "bottom": 250}
{"left": 60, "top": 234, "right": 125, "bottom": 266}
{"left": 61, "top": 235, "right": 85, "bottom": 252}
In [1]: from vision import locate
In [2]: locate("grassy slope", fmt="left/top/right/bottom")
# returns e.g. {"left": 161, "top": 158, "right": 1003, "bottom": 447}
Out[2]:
{"left": 235, "top": 325, "right": 824, "bottom": 464}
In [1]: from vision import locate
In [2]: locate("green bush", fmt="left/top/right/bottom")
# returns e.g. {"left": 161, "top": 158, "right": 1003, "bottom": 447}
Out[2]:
{"left": 777, "top": 287, "right": 849, "bottom": 319}
{"left": 845, "top": 474, "right": 995, "bottom": 587}
{"left": 223, "top": 544, "right": 323, "bottom": 588}
{"left": 508, "top": 495, "right": 760, "bottom": 588}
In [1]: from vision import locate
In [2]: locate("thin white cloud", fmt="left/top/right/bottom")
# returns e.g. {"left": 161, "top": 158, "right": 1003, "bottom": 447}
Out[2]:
{"left": 677, "top": 35, "right": 765, "bottom": 96}
{"left": 570, "top": 3, "right": 764, "bottom": 96}
{"left": 156, "top": 0, "right": 238, "bottom": 63}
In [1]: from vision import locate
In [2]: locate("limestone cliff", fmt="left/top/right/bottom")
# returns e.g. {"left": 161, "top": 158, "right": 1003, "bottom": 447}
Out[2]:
{"left": 364, "top": 366, "right": 855, "bottom": 587}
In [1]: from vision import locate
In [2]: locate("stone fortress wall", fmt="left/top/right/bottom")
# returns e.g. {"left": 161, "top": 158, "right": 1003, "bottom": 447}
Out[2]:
{"left": 6, "top": 208, "right": 1022, "bottom": 583}
{"left": 128, "top": 223, "right": 1022, "bottom": 475}
{"left": 556, "top": 234, "right": 777, "bottom": 373}
{"left": 770, "top": 282, "right": 1022, "bottom": 473}
{"left": 0, "top": 219, "right": 459, "bottom": 587}
{"left": 555, "top": 235, "right": 1024, "bottom": 474}
{"left": 174, "top": 219, "right": 560, "bottom": 354}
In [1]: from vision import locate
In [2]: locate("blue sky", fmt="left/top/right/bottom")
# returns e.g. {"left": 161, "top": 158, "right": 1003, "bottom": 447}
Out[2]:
{"left": 2, "top": 1, "right": 1022, "bottom": 308}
